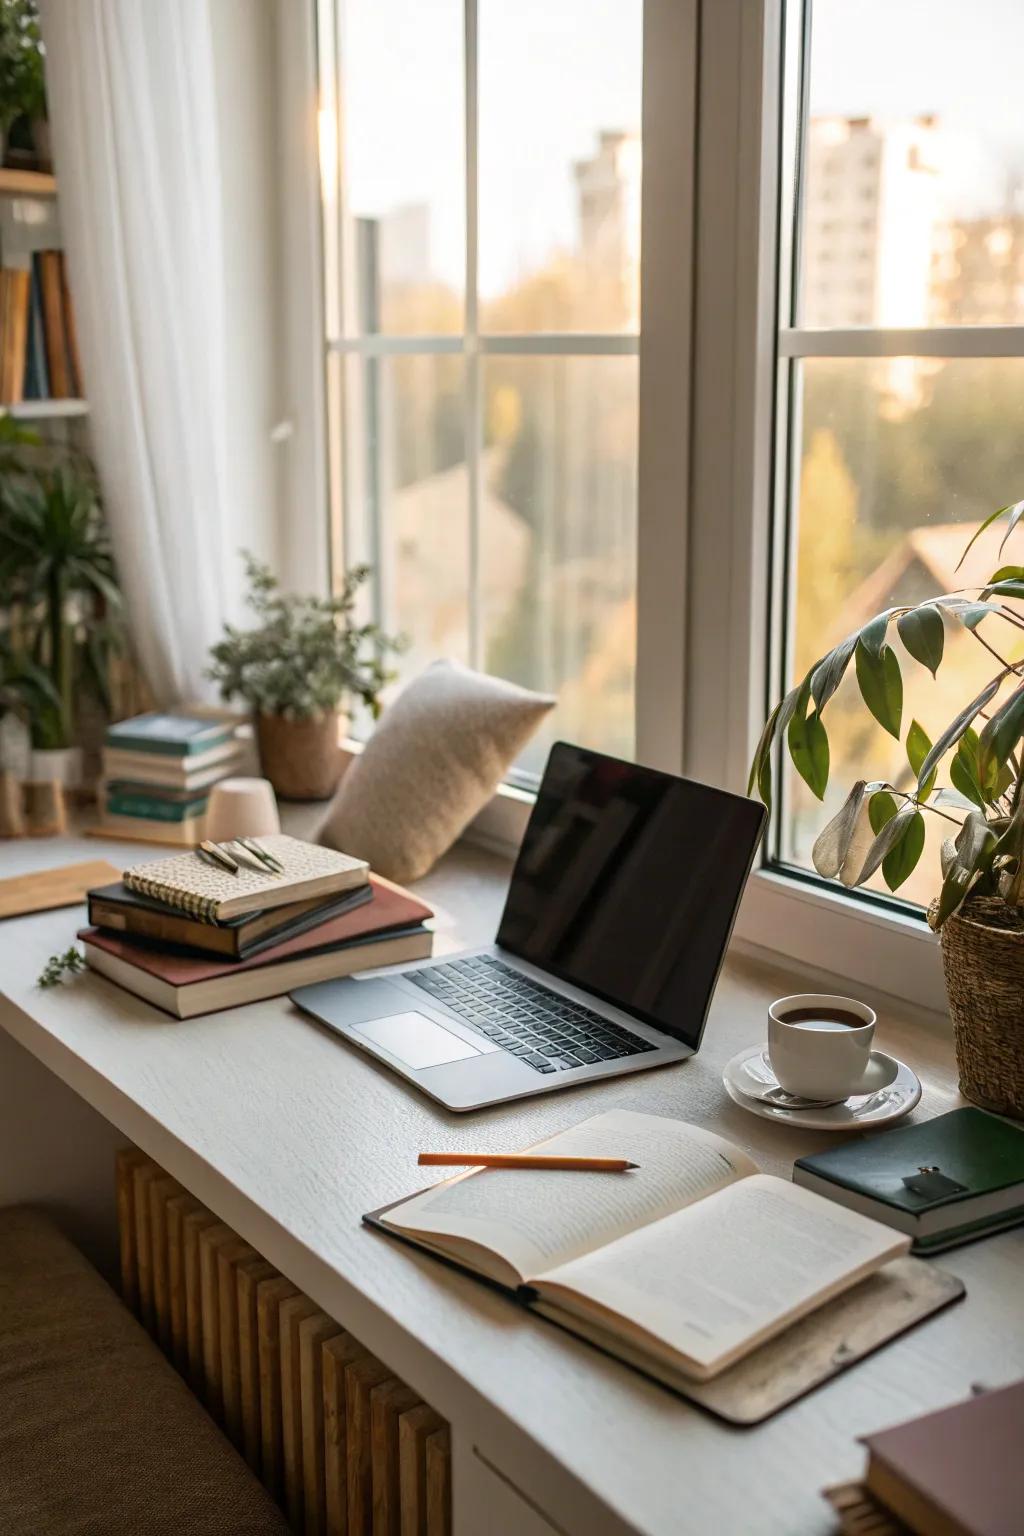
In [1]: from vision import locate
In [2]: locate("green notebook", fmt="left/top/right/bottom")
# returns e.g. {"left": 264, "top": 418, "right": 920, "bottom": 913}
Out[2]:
{"left": 793, "top": 1108, "right": 1024, "bottom": 1253}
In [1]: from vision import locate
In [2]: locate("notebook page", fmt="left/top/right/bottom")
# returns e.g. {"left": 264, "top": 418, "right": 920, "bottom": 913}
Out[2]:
{"left": 384, "top": 1110, "right": 758, "bottom": 1282}
{"left": 535, "top": 1174, "right": 910, "bottom": 1376}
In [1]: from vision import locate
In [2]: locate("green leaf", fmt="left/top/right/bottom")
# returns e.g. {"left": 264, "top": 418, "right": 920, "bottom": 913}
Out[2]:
{"left": 956, "top": 501, "right": 1022, "bottom": 570}
{"left": 855, "top": 640, "right": 903, "bottom": 739}
{"left": 787, "top": 704, "right": 830, "bottom": 800}
{"left": 984, "top": 565, "right": 1024, "bottom": 586}
{"left": 747, "top": 700, "right": 781, "bottom": 801}
{"left": 906, "top": 719, "right": 936, "bottom": 800}
{"left": 950, "top": 752, "right": 987, "bottom": 810}
{"left": 882, "top": 809, "right": 925, "bottom": 892}
{"left": 978, "top": 680, "right": 1024, "bottom": 784}
{"left": 998, "top": 498, "right": 1024, "bottom": 555}
{"left": 850, "top": 800, "right": 919, "bottom": 886}
{"left": 934, "top": 860, "right": 977, "bottom": 926}
{"left": 896, "top": 605, "right": 944, "bottom": 677}
{"left": 934, "top": 596, "right": 1001, "bottom": 630}
{"left": 859, "top": 608, "right": 901, "bottom": 660}
{"left": 868, "top": 790, "right": 898, "bottom": 835}
{"left": 811, "top": 780, "right": 867, "bottom": 879}
{"left": 810, "top": 632, "right": 858, "bottom": 714}
{"left": 981, "top": 578, "right": 1024, "bottom": 601}
{"left": 916, "top": 676, "right": 1001, "bottom": 788}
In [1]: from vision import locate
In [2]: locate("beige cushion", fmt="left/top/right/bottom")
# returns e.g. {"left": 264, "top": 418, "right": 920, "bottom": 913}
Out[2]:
{"left": 0, "top": 1206, "right": 288, "bottom": 1536}
{"left": 319, "top": 660, "right": 555, "bottom": 882}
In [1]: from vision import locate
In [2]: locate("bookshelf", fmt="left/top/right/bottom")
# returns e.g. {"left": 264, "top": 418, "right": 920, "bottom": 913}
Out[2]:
{"left": 0, "top": 162, "right": 84, "bottom": 418}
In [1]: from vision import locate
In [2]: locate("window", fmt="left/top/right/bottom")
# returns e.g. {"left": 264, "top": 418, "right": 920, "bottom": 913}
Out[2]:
{"left": 771, "top": 0, "right": 1024, "bottom": 922}
{"left": 317, "top": 0, "right": 643, "bottom": 775}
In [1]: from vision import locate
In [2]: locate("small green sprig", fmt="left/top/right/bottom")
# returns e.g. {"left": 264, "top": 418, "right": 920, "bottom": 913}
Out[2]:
{"left": 38, "top": 945, "right": 86, "bottom": 988}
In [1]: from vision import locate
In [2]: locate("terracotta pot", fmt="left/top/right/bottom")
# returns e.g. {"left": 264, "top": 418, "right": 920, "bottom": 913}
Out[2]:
{"left": 255, "top": 711, "right": 344, "bottom": 801}
{"left": 931, "top": 895, "right": 1024, "bottom": 1120}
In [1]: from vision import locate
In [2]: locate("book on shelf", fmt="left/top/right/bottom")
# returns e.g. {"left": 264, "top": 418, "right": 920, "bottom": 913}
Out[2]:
{"left": 793, "top": 1107, "right": 1024, "bottom": 1253}
{"left": 105, "top": 713, "right": 235, "bottom": 757}
{"left": 122, "top": 833, "right": 369, "bottom": 921}
{"left": 87, "top": 878, "right": 374, "bottom": 962}
{"left": 1, "top": 266, "right": 30, "bottom": 403}
{"left": 100, "top": 739, "right": 241, "bottom": 789}
{"left": 368, "top": 1109, "right": 910, "bottom": 1388}
{"left": 36, "top": 249, "right": 71, "bottom": 398}
{"left": 24, "top": 260, "right": 48, "bottom": 399}
{"left": 858, "top": 1379, "right": 1024, "bottom": 1536}
{"left": 60, "top": 251, "right": 83, "bottom": 396}
{"left": 79, "top": 877, "right": 434, "bottom": 1018}
{"left": 104, "top": 784, "right": 210, "bottom": 823}
{"left": 96, "top": 809, "right": 208, "bottom": 847}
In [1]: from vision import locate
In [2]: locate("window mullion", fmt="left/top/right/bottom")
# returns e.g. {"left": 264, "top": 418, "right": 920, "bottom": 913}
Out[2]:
{"left": 465, "top": 0, "right": 482, "bottom": 672}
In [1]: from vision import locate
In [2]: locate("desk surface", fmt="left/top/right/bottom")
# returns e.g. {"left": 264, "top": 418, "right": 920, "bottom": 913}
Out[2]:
{"left": 1, "top": 828, "right": 1022, "bottom": 1536}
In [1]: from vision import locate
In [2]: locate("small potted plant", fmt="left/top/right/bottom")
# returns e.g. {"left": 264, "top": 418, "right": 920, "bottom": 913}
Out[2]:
{"left": 0, "top": 451, "right": 124, "bottom": 786}
{"left": 206, "top": 553, "right": 403, "bottom": 800}
{"left": 751, "top": 500, "right": 1024, "bottom": 1118}
{"left": 0, "top": 0, "right": 47, "bottom": 169}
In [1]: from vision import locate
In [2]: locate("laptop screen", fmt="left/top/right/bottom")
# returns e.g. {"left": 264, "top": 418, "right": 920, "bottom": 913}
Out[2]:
{"left": 496, "top": 743, "right": 766, "bottom": 1050}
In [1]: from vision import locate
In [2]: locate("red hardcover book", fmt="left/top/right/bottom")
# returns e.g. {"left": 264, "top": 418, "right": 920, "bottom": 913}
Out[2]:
{"left": 79, "top": 874, "right": 434, "bottom": 1018}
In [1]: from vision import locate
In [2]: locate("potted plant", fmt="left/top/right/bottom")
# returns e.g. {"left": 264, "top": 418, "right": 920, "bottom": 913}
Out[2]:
{"left": 750, "top": 500, "right": 1024, "bottom": 1118}
{"left": 206, "top": 553, "right": 403, "bottom": 800}
{"left": 0, "top": 453, "right": 124, "bottom": 785}
{"left": 0, "top": 0, "right": 47, "bottom": 168}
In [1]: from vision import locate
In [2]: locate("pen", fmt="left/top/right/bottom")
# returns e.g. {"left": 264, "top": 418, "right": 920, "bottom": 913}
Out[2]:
{"left": 237, "top": 837, "right": 284, "bottom": 874}
{"left": 417, "top": 1154, "right": 639, "bottom": 1172}
{"left": 198, "top": 840, "right": 240, "bottom": 875}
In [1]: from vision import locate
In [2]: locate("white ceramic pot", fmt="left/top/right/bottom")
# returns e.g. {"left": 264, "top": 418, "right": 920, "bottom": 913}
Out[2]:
{"left": 30, "top": 746, "right": 83, "bottom": 788}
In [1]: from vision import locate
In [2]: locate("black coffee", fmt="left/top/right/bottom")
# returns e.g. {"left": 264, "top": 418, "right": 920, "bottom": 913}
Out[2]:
{"left": 777, "top": 1006, "right": 866, "bottom": 1031}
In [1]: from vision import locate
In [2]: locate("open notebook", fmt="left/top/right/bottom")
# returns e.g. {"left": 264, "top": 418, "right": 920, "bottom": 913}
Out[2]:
{"left": 368, "top": 1110, "right": 910, "bottom": 1387}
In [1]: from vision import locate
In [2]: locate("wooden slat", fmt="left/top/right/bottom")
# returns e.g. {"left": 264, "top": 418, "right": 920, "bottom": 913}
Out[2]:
{"left": 398, "top": 1405, "right": 443, "bottom": 1536}
{"left": 114, "top": 1147, "right": 148, "bottom": 1312}
{"left": 371, "top": 1378, "right": 420, "bottom": 1536}
{"left": 280, "top": 1292, "right": 320, "bottom": 1529}
{"left": 424, "top": 1428, "right": 451, "bottom": 1536}
{"left": 324, "top": 1332, "right": 368, "bottom": 1536}
{"left": 165, "top": 1191, "right": 201, "bottom": 1372}
{"left": 300, "top": 1313, "right": 343, "bottom": 1536}
{"left": 182, "top": 1206, "right": 220, "bottom": 1388}
{"left": 131, "top": 1159, "right": 162, "bottom": 1334}
{"left": 198, "top": 1221, "right": 239, "bottom": 1416}
{"left": 237, "top": 1255, "right": 277, "bottom": 1472}
{"left": 345, "top": 1354, "right": 393, "bottom": 1536}
{"left": 218, "top": 1237, "right": 259, "bottom": 1448}
{"left": 257, "top": 1274, "right": 300, "bottom": 1501}
{"left": 148, "top": 1173, "right": 182, "bottom": 1353}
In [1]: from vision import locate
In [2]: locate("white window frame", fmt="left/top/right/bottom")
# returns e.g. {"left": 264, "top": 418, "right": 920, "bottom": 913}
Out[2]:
{"left": 305, "top": 0, "right": 956, "bottom": 1013}
{"left": 682, "top": 0, "right": 948, "bottom": 1011}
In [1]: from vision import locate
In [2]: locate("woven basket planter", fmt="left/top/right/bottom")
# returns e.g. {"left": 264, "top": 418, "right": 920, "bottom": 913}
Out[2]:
{"left": 255, "top": 711, "right": 345, "bottom": 801}
{"left": 930, "top": 895, "right": 1024, "bottom": 1120}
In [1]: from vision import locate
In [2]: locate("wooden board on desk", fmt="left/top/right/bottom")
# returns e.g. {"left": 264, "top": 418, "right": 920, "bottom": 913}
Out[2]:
{"left": 0, "top": 858, "right": 120, "bottom": 919}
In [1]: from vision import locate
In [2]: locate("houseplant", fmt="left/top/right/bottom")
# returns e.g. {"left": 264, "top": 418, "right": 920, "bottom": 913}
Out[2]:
{"left": 206, "top": 553, "right": 403, "bottom": 800}
{"left": 0, "top": 0, "right": 46, "bottom": 167}
{"left": 0, "top": 455, "right": 124, "bottom": 784}
{"left": 750, "top": 500, "right": 1024, "bottom": 1118}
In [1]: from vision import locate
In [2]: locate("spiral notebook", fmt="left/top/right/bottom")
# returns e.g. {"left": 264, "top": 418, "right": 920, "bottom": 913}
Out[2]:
{"left": 122, "top": 834, "right": 369, "bottom": 922}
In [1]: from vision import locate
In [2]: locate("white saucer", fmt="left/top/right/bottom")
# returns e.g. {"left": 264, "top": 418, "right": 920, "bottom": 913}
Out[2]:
{"left": 722, "top": 1045, "right": 921, "bottom": 1131}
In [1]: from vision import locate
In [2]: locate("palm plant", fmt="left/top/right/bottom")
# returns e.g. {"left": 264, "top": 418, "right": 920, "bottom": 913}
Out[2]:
{"left": 0, "top": 462, "right": 123, "bottom": 750}
{"left": 750, "top": 501, "right": 1024, "bottom": 928}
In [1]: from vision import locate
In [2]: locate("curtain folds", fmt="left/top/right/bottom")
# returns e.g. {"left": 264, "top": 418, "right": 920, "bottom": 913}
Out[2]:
{"left": 39, "top": 0, "right": 239, "bottom": 705}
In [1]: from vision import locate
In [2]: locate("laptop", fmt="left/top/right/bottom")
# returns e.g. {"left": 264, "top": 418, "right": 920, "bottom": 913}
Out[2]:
{"left": 290, "top": 742, "right": 766, "bottom": 1111}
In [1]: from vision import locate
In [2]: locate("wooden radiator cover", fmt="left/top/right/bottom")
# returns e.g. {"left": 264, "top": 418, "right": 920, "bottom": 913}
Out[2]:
{"left": 116, "top": 1148, "right": 451, "bottom": 1536}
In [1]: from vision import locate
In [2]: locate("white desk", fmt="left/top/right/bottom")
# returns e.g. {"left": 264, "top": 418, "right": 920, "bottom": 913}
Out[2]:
{"left": 1, "top": 828, "right": 1022, "bottom": 1536}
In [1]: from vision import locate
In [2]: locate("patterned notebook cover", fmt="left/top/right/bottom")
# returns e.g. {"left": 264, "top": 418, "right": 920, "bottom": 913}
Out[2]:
{"left": 122, "top": 834, "right": 369, "bottom": 922}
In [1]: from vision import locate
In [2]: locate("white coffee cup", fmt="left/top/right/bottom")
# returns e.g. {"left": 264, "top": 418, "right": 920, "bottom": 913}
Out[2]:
{"left": 767, "top": 993, "right": 876, "bottom": 1101}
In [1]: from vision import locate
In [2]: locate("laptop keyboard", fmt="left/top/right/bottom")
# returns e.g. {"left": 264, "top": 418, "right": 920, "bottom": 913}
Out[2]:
{"left": 405, "top": 954, "right": 658, "bottom": 1074}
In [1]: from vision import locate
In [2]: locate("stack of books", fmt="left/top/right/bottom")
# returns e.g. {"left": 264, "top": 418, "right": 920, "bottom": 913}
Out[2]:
{"left": 825, "top": 1379, "right": 1024, "bottom": 1535}
{"left": 0, "top": 251, "right": 83, "bottom": 404}
{"left": 79, "top": 833, "right": 433, "bottom": 1018}
{"left": 100, "top": 713, "right": 244, "bottom": 846}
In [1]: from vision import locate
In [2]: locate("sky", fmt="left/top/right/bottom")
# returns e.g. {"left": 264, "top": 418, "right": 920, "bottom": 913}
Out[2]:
{"left": 335, "top": 0, "right": 1024, "bottom": 303}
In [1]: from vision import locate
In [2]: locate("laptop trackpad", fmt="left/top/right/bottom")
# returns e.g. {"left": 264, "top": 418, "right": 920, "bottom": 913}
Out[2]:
{"left": 351, "top": 1011, "right": 482, "bottom": 1069}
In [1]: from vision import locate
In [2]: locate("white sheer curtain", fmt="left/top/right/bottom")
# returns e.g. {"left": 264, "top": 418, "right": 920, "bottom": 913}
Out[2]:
{"left": 39, "top": 0, "right": 240, "bottom": 705}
